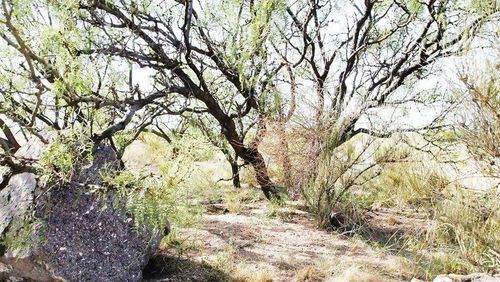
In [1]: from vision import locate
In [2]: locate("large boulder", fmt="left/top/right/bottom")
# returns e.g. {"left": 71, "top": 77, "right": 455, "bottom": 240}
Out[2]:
{"left": 0, "top": 144, "right": 164, "bottom": 281}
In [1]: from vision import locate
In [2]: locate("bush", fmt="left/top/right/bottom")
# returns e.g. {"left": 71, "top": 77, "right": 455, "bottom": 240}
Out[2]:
{"left": 39, "top": 132, "right": 94, "bottom": 184}
{"left": 332, "top": 158, "right": 500, "bottom": 278}
{"left": 425, "top": 188, "right": 500, "bottom": 274}
{"left": 301, "top": 135, "right": 388, "bottom": 227}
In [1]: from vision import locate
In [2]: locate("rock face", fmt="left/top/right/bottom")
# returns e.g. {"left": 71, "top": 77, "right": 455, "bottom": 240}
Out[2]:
{"left": 35, "top": 184, "right": 160, "bottom": 281}
{"left": 0, "top": 144, "right": 163, "bottom": 282}
{"left": 0, "top": 173, "right": 36, "bottom": 238}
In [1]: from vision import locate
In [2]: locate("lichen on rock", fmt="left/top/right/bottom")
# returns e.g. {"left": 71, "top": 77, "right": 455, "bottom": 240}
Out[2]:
{"left": 0, "top": 142, "right": 165, "bottom": 281}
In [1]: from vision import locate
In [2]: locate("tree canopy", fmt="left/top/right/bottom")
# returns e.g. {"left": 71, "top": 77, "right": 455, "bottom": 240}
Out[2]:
{"left": 0, "top": 0, "right": 498, "bottom": 198}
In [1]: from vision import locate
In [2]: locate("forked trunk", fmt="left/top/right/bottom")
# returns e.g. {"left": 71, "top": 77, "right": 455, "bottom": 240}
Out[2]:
{"left": 230, "top": 141, "right": 279, "bottom": 199}
{"left": 219, "top": 116, "right": 279, "bottom": 200}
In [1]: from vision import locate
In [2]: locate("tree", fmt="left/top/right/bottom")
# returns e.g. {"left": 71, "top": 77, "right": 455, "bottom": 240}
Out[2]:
{"left": 1, "top": 0, "right": 496, "bottom": 200}
{"left": 0, "top": 0, "right": 174, "bottom": 171}
{"left": 73, "top": 0, "right": 290, "bottom": 199}
{"left": 455, "top": 48, "right": 499, "bottom": 179}
{"left": 279, "top": 0, "right": 497, "bottom": 187}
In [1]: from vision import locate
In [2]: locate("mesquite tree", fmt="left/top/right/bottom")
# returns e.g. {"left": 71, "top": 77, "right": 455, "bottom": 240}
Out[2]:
{"left": 278, "top": 0, "right": 498, "bottom": 188}
{"left": 1, "top": 0, "right": 497, "bottom": 200}
{"left": 0, "top": 0, "right": 180, "bottom": 173}
{"left": 74, "top": 0, "right": 290, "bottom": 199}
{"left": 0, "top": 0, "right": 290, "bottom": 199}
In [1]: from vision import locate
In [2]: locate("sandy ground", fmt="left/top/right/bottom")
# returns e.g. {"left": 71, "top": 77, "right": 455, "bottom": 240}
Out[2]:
{"left": 122, "top": 139, "right": 428, "bottom": 281}
{"left": 145, "top": 201, "right": 417, "bottom": 282}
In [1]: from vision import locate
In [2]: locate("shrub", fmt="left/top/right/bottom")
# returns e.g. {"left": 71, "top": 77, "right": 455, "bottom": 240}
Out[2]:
{"left": 342, "top": 159, "right": 499, "bottom": 278}
{"left": 301, "top": 136, "right": 384, "bottom": 227}
{"left": 39, "top": 132, "right": 93, "bottom": 184}
{"left": 425, "top": 188, "right": 500, "bottom": 274}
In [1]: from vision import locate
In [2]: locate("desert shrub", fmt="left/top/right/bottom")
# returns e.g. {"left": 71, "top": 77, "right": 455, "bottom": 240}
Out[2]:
{"left": 425, "top": 188, "right": 500, "bottom": 273}
{"left": 102, "top": 134, "right": 204, "bottom": 232}
{"left": 301, "top": 134, "right": 390, "bottom": 227}
{"left": 347, "top": 160, "right": 499, "bottom": 278}
{"left": 39, "top": 132, "right": 94, "bottom": 184}
{"left": 455, "top": 54, "right": 500, "bottom": 179}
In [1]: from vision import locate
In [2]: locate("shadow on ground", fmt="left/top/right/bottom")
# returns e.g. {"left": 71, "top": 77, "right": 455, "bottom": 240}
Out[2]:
{"left": 143, "top": 253, "right": 231, "bottom": 282}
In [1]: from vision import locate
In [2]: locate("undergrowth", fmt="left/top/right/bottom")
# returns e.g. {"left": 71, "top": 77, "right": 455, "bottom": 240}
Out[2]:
{"left": 325, "top": 161, "right": 499, "bottom": 279}
{"left": 294, "top": 131, "right": 499, "bottom": 279}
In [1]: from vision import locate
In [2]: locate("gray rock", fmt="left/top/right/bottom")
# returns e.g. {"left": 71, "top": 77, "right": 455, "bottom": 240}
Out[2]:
{"left": 13, "top": 137, "right": 46, "bottom": 160}
{"left": 0, "top": 173, "right": 36, "bottom": 236}
{"left": 0, "top": 166, "right": 10, "bottom": 189}
{"left": 433, "top": 273, "right": 500, "bottom": 282}
{"left": 34, "top": 183, "right": 160, "bottom": 282}
{"left": 1, "top": 143, "right": 164, "bottom": 282}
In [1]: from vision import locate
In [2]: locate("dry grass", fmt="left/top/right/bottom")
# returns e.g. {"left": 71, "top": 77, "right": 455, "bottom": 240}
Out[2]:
{"left": 337, "top": 160, "right": 500, "bottom": 279}
{"left": 232, "top": 263, "right": 275, "bottom": 282}
{"left": 328, "top": 266, "right": 379, "bottom": 282}
{"left": 295, "top": 258, "right": 390, "bottom": 282}
{"left": 295, "top": 261, "right": 333, "bottom": 282}
{"left": 295, "top": 265, "right": 322, "bottom": 282}
{"left": 223, "top": 188, "right": 263, "bottom": 213}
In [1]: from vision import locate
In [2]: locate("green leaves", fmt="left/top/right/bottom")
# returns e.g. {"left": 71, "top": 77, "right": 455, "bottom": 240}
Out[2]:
{"left": 407, "top": 0, "right": 424, "bottom": 15}
{"left": 471, "top": 0, "right": 498, "bottom": 16}
{"left": 39, "top": 132, "right": 94, "bottom": 184}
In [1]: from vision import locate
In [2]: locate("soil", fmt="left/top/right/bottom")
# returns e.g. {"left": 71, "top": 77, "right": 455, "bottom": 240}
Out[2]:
{"left": 144, "top": 201, "right": 418, "bottom": 282}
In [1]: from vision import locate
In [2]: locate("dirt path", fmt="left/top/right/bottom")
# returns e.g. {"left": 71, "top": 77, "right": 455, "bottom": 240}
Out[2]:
{"left": 146, "top": 202, "right": 414, "bottom": 281}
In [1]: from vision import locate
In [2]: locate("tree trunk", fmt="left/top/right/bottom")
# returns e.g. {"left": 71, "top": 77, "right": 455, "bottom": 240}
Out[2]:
{"left": 225, "top": 140, "right": 278, "bottom": 199}
{"left": 245, "top": 116, "right": 280, "bottom": 199}
{"left": 246, "top": 148, "right": 277, "bottom": 200}
{"left": 221, "top": 120, "right": 279, "bottom": 199}
{"left": 0, "top": 118, "right": 21, "bottom": 153}
{"left": 276, "top": 122, "right": 292, "bottom": 190}
{"left": 230, "top": 158, "right": 241, "bottom": 188}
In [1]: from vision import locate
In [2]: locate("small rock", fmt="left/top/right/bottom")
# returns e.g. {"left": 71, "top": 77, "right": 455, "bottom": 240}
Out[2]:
{"left": 0, "top": 173, "right": 37, "bottom": 236}
{"left": 13, "top": 137, "right": 46, "bottom": 160}
{"left": 433, "top": 273, "right": 500, "bottom": 282}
